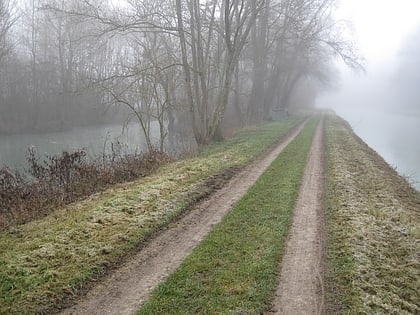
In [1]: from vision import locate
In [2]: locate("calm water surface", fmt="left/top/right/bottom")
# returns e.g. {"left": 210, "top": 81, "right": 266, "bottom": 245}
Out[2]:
{"left": 335, "top": 108, "right": 420, "bottom": 190}
{"left": 0, "top": 121, "right": 195, "bottom": 171}
{"left": 2, "top": 113, "right": 418, "bottom": 191}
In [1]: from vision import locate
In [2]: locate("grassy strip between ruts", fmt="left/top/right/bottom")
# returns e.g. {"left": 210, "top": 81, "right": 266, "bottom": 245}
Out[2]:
{"left": 325, "top": 113, "right": 420, "bottom": 314}
{"left": 138, "top": 116, "right": 319, "bottom": 314}
{"left": 0, "top": 116, "right": 306, "bottom": 314}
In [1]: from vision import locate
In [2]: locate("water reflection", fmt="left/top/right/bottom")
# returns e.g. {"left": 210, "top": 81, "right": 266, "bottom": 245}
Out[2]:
{"left": 0, "top": 121, "right": 196, "bottom": 171}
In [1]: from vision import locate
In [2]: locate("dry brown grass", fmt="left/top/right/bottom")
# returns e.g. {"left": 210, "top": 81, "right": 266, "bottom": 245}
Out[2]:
{"left": 0, "top": 147, "right": 171, "bottom": 230}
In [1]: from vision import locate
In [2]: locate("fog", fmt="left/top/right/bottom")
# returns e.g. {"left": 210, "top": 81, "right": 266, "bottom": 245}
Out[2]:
{"left": 1, "top": 0, "right": 363, "bottom": 166}
{"left": 319, "top": 25, "right": 420, "bottom": 190}
{"left": 0, "top": 0, "right": 418, "bottom": 190}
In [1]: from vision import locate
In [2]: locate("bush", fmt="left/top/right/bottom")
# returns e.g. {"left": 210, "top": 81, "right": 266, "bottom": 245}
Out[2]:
{"left": 0, "top": 146, "right": 172, "bottom": 229}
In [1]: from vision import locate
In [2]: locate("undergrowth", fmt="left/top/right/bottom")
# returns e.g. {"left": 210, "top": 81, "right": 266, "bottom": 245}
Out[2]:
{"left": 138, "top": 117, "right": 318, "bottom": 314}
{"left": 325, "top": 114, "right": 420, "bottom": 314}
{"left": 0, "top": 145, "right": 171, "bottom": 229}
{"left": 0, "top": 117, "right": 303, "bottom": 314}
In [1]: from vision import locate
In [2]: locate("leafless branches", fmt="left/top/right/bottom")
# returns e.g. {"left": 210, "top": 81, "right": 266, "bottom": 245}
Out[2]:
{"left": 0, "top": 0, "right": 363, "bottom": 148}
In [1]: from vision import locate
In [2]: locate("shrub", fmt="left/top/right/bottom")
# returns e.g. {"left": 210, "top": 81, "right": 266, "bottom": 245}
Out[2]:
{"left": 0, "top": 146, "right": 172, "bottom": 229}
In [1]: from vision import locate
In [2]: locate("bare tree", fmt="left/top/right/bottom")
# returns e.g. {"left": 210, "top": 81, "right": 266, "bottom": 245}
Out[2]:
{"left": 175, "top": 0, "right": 266, "bottom": 142}
{"left": 98, "top": 33, "right": 175, "bottom": 153}
{"left": 0, "top": 0, "right": 17, "bottom": 66}
{"left": 208, "top": 0, "right": 266, "bottom": 140}
{"left": 30, "top": 0, "right": 362, "bottom": 148}
{"left": 246, "top": 0, "right": 271, "bottom": 123}
{"left": 243, "top": 0, "right": 363, "bottom": 120}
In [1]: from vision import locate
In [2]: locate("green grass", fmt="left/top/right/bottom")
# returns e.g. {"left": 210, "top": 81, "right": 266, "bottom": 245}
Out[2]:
{"left": 0, "top": 117, "right": 305, "bottom": 314}
{"left": 138, "top": 116, "right": 319, "bottom": 314}
{"left": 325, "top": 114, "right": 420, "bottom": 314}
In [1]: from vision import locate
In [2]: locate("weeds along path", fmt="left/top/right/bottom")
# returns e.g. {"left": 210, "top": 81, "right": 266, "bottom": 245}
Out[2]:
{"left": 272, "top": 116, "right": 326, "bottom": 315}
{"left": 60, "top": 120, "right": 308, "bottom": 315}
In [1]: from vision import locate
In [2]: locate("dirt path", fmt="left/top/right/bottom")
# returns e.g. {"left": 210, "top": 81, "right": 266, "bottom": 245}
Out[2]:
{"left": 60, "top": 121, "right": 307, "bottom": 315}
{"left": 272, "top": 117, "right": 326, "bottom": 314}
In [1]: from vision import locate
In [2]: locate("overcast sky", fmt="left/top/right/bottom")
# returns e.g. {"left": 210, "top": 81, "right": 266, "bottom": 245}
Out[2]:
{"left": 338, "top": 0, "right": 420, "bottom": 63}
{"left": 319, "top": 0, "right": 420, "bottom": 189}
{"left": 319, "top": 0, "right": 420, "bottom": 111}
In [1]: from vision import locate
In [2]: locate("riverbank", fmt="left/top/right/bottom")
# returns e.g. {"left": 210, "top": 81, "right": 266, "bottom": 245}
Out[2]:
{"left": 325, "top": 114, "right": 420, "bottom": 314}
{"left": 331, "top": 107, "right": 420, "bottom": 190}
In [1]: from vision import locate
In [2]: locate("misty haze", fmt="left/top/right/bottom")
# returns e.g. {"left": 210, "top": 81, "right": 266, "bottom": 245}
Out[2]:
{"left": 0, "top": 0, "right": 418, "bottom": 205}
{"left": 1, "top": 0, "right": 363, "bottom": 169}
{"left": 320, "top": 23, "right": 420, "bottom": 190}
{"left": 1, "top": 1, "right": 420, "bottom": 314}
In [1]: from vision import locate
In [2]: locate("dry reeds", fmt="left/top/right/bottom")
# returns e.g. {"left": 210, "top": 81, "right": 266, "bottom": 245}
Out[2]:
{"left": 0, "top": 145, "right": 171, "bottom": 229}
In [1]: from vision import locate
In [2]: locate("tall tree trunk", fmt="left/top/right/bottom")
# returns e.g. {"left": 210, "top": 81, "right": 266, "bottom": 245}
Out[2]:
{"left": 31, "top": 0, "right": 39, "bottom": 130}
{"left": 232, "top": 59, "right": 244, "bottom": 127}
{"left": 210, "top": 0, "right": 265, "bottom": 141}
{"left": 175, "top": 0, "right": 206, "bottom": 145}
{"left": 246, "top": 0, "right": 270, "bottom": 123}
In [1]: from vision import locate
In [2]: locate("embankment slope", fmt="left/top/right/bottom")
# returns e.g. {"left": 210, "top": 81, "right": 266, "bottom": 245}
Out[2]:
{"left": 325, "top": 113, "right": 420, "bottom": 314}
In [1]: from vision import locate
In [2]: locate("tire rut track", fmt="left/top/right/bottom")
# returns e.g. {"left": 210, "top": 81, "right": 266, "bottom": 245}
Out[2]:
{"left": 59, "top": 120, "right": 308, "bottom": 315}
{"left": 272, "top": 116, "right": 326, "bottom": 315}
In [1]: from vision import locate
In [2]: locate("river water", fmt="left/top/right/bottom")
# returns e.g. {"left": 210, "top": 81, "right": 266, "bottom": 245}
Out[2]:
{"left": 1, "top": 113, "right": 418, "bottom": 191}
{"left": 334, "top": 108, "right": 420, "bottom": 191}
{"left": 0, "top": 121, "right": 196, "bottom": 171}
